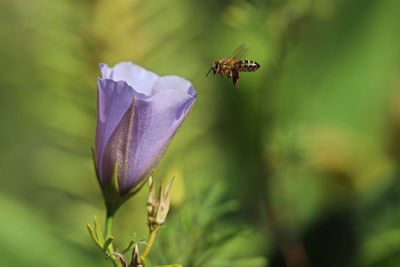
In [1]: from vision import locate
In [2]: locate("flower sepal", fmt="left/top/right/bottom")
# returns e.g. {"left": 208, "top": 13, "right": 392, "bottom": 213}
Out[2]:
{"left": 101, "top": 162, "right": 150, "bottom": 216}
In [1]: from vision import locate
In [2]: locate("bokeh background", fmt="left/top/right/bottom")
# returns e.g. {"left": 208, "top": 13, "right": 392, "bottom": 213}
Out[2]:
{"left": 1, "top": 0, "right": 400, "bottom": 266}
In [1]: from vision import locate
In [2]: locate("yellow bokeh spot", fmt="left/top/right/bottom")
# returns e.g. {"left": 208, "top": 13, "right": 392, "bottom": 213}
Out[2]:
{"left": 165, "top": 160, "right": 185, "bottom": 207}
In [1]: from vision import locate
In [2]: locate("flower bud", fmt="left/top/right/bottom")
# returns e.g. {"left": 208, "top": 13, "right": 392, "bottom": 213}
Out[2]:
{"left": 147, "top": 177, "right": 174, "bottom": 232}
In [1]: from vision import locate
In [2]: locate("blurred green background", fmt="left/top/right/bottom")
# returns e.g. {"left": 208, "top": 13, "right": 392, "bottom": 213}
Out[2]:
{"left": 1, "top": 0, "right": 400, "bottom": 266}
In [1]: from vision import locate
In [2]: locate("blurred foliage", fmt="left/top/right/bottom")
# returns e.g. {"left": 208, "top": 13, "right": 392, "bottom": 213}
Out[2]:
{"left": 1, "top": 0, "right": 400, "bottom": 266}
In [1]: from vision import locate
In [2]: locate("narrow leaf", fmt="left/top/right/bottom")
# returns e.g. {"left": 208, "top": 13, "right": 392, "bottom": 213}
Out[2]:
{"left": 87, "top": 224, "right": 103, "bottom": 249}
{"left": 122, "top": 240, "right": 134, "bottom": 254}
{"left": 94, "top": 215, "right": 104, "bottom": 244}
{"left": 103, "top": 236, "right": 114, "bottom": 252}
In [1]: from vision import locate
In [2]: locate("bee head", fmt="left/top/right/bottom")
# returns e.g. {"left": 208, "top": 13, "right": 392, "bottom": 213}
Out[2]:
{"left": 213, "top": 61, "right": 220, "bottom": 73}
{"left": 206, "top": 61, "right": 220, "bottom": 77}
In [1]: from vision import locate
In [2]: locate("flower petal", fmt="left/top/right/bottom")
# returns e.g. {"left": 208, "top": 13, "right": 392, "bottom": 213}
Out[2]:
{"left": 151, "top": 76, "right": 197, "bottom": 98}
{"left": 96, "top": 78, "right": 139, "bottom": 185}
{"left": 101, "top": 89, "right": 196, "bottom": 194}
{"left": 100, "top": 62, "right": 159, "bottom": 96}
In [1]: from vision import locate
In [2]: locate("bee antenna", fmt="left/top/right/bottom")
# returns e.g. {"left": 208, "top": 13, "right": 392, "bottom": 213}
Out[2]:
{"left": 205, "top": 67, "right": 213, "bottom": 78}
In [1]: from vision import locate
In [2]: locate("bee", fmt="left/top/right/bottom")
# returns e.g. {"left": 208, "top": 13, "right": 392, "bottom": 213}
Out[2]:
{"left": 206, "top": 44, "right": 260, "bottom": 87}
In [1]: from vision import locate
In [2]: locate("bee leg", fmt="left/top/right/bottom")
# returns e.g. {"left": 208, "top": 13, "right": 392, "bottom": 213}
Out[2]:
{"left": 228, "top": 70, "right": 233, "bottom": 79}
{"left": 232, "top": 72, "right": 240, "bottom": 88}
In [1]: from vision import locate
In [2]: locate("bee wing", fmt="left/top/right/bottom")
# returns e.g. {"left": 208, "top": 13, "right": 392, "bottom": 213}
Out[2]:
{"left": 230, "top": 44, "right": 248, "bottom": 60}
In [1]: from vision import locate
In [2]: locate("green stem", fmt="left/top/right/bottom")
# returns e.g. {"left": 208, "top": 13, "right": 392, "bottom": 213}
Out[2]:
{"left": 105, "top": 213, "right": 114, "bottom": 249}
{"left": 105, "top": 212, "right": 121, "bottom": 267}
{"left": 141, "top": 226, "right": 160, "bottom": 259}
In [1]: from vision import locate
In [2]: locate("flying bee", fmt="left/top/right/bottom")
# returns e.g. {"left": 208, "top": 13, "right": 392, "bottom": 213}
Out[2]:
{"left": 206, "top": 44, "right": 260, "bottom": 87}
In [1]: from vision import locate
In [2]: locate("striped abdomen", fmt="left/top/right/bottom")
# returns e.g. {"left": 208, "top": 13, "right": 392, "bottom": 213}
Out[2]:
{"left": 237, "top": 60, "right": 260, "bottom": 72}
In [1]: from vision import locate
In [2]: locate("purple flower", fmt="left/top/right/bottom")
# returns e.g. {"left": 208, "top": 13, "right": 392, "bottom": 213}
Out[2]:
{"left": 94, "top": 62, "right": 196, "bottom": 207}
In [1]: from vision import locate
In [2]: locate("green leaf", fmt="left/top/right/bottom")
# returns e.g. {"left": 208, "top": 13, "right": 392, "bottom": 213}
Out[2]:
{"left": 122, "top": 233, "right": 136, "bottom": 254}
{"left": 87, "top": 224, "right": 103, "bottom": 249}
{"left": 103, "top": 236, "right": 114, "bottom": 253}
{"left": 94, "top": 215, "right": 104, "bottom": 244}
